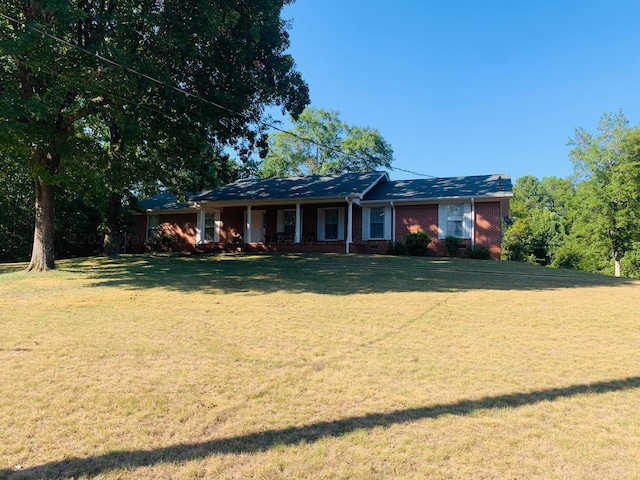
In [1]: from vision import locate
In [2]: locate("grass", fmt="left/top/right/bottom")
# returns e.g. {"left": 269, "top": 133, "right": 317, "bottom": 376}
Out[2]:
{"left": 1, "top": 253, "right": 639, "bottom": 479}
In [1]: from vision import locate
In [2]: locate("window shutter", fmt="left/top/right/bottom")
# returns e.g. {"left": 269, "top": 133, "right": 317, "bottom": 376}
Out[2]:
{"left": 463, "top": 202, "right": 472, "bottom": 239}
{"left": 384, "top": 206, "right": 392, "bottom": 240}
{"left": 438, "top": 205, "right": 447, "bottom": 239}
{"left": 362, "top": 207, "right": 370, "bottom": 241}
{"left": 277, "top": 209, "right": 284, "bottom": 232}
{"left": 337, "top": 207, "right": 345, "bottom": 240}
{"left": 317, "top": 208, "right": 325, "bottom": 241}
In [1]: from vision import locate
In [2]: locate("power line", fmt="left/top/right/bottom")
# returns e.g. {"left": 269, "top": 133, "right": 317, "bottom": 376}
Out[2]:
{"left": 0, "top": 11, "right": 437, "bottom": 179}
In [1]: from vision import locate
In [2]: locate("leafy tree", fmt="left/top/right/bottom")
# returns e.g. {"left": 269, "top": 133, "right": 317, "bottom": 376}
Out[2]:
{"left": 568, "top": 111, "right": 640, "bottom": 277}
{"left": 502, "top": 175, "right": 574, "bottom": 265}
{"left": 0, "top": 153, "right": 33, "bottom": 262}
{"left": 0, "top": 0, "right": 309, "bottom": 270}
{"left": 0, "top": 151, "right": 104, "bottom": 262}
{"left": 259, "top": 107, "right": 394, "bottom": 177}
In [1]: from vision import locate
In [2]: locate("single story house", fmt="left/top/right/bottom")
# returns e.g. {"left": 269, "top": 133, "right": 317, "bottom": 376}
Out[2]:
{"left": 130, "top": 171, "right": 513, "bottom": 259}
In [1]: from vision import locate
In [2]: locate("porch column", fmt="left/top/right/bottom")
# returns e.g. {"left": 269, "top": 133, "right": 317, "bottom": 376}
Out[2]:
{"left": 295, "top": 203, "right": 301, "bottom": 244}
{"left": 346, "top": 199, "right": 353, "bottom": 253}
{"left": 246, "top": 204, "right": 252, "bottom": 243}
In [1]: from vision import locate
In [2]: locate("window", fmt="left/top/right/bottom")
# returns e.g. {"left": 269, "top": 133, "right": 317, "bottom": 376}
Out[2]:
{"left": 147, "top": 215, "right": 159, "bottom": 239}
{"left": 199, "top": 210, "right": 220, "bottom": 243}
{"left": 362, "top": 206, "right": 391, "bottom": 241}
{"left": 283, "top": 210, "right": 296, "bottom": 237}
{"left": 317, "top": 207, "right": 344, "bottom": 241}
{"left": 204, "top": 213, "right": 216, "bottom": 241}
{"left": 438, "top": 203, "right": 471, "bottom": 239}
{"left": 369, "top": 207, "right": 385, "bottom": 239}
{"left": 446, "top": 204, "right": 464, "bottom": 237}
{"left": 324, "top": 208, "right": 339, "bottom": 240}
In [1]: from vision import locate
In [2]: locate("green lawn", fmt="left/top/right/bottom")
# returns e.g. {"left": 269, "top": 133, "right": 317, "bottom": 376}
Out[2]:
{"left": 1, "top": 254, "right": 639, "bottom": 479}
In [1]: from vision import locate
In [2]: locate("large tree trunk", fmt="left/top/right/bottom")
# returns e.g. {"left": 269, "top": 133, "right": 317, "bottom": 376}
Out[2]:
{"left": 26, "top": 176, "right": 56, "bottom": 272}
{"left": 103, "top": 192, "right": 122, "bottom": 255}
{"left": 614, "top": 250, "right": 622, "bottom": 277}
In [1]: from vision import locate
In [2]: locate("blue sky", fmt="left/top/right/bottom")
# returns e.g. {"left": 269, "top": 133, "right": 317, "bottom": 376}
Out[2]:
{"left": 274, "top": 0, "right": 640, "bottom": 182}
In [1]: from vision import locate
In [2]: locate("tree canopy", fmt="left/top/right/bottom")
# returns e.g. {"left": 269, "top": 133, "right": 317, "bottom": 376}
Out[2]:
{"left": 502, "top": 111, "right": 640, "bottom": 278}
{"left": 567, "top": 111, "right": 640, "bottom": 277}
{"left": 0, "top": 0, "right": 309, "bottom": 270}
{"left": 258, "top": 107, "right": 394, "bottom": 177}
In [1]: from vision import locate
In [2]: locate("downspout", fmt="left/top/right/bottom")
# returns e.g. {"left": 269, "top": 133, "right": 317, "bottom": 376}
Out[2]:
{"left": 391, "top": 201, "right": 396, "bottom": 244}
{"left": 246, "top": 204, "right": 252, "bottom": 244}
{"left": 345, "top": 197, "right": 353, "bottom": 253}
{"left": 471, "top": 197, "right": 475, "bottom": 247}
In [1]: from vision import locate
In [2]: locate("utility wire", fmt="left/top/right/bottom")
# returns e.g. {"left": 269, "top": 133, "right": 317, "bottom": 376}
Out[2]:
{"left": 0, "top": 11, "right": 438, "bottom": 178}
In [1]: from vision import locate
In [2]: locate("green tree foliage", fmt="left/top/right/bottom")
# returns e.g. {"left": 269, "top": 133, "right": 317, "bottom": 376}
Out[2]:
{"left": 567, "top": 111, "right": 640, "bottom": 277}
{"left": 0, "top": 151, "right": 104, "bottom": 261}
{"left": 502, "top": 175, "right": 574, "bottom": 265}
{"left": 0, "top": 0, "right": 309, "bottom": 270}
{"left": 0, "top": 154, "right": 33, "bottom": 262}
{"left": 259, "top": 107, "right": 394, "bottom": 177}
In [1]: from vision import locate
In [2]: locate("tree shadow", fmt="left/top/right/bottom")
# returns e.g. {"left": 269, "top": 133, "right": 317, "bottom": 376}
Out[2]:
{"left": 78, "top": 253, "right": 634, "bottom": 295}
{"left": 4, "top": 375, "right": 639, "bottom": 479}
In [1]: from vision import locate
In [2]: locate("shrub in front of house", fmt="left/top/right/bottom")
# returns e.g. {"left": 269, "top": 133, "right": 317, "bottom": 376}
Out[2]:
{"left": 404, "top": 232, "right": 431, "bottom": 256}
{"left": 145, "top": 233, "right": 177, "bottom": 253}
{"left": 386, "top": 241, "right": 408, "bottom": 255}
{"left": 444, "top": 235, "right": 464, "bottom": 257}
{"left": 464, "top": 245, "right": 492, "bottom": 260}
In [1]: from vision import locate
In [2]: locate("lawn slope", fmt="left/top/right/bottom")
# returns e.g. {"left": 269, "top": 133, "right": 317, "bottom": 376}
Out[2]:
{"left": 1, "top": 254, "right": 639, "bottom": 479}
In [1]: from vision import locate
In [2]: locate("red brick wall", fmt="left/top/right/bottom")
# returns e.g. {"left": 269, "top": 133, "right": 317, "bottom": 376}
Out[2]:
{"left": 129, "top": 213, "right": 197, "bottom": 252}
{"left": 129, "top": 216, "right": 148, "bottom": 253}
{"left": 395, "top": 204, "right": 442, "bottom": 255}
{"left": 158, "top": 213, "right": 197, "bottom": 249}
{"left": 129, "top": 200, "right": 505, "bottom": 259}
{"left": 474, "top": 201, "right": 502, "bottom": 259}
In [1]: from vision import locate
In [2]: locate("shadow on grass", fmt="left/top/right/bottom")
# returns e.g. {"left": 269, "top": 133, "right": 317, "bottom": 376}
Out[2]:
{"left": 4, "top": 375, "right": 640, "bottom": 479}
{"left": 74, "top": 253, "right": 634, "bottom": 295}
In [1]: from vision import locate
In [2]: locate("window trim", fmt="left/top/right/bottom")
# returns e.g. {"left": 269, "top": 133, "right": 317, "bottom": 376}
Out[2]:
{"left": 317, "top": 207, "right": 345, "bottom": 241}
{"left": 197, "top": 210, "right": 221, "bottom": 243}
{"left": 277, "top": 209, "right": 298, "bottom": 238}
{"left": 438, "top": 202, "right": 472, "bottom": 239}
{"left": 362, "top": 206, "right": 391, "bottom": 241}
{"left": 147, "top": 214, "right": 159, "bottom": 241}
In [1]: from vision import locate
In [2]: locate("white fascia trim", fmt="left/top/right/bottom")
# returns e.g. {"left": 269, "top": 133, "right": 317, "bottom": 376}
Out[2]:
{"left": 141, "top": 207, "right": 196, "bottom": 215}
{"left": 360, "top": 193, "right": 513, "bottom": 206}
{"left": 194, "top": 196, "right": 357, "bottom": 208}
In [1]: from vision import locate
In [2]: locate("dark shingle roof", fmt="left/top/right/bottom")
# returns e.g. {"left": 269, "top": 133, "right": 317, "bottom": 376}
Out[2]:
{"left": 191, "top": 171, "right": 387, "bottom": 203}
{"left": 363, "top": 174, "right": 513, "bottom": 202}
{"left": 138, "top": 192, "right": 193, "bottom": 211}
{"left": 138, "top": 173, "right": 513, "bottom": 211}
